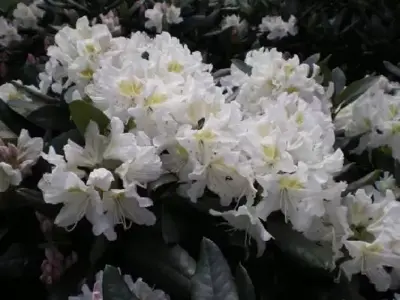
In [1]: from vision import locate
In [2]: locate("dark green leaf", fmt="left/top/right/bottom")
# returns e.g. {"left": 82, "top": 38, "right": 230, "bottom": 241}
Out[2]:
{"left": 103, "top": 265, "right": 137, "bottom": 300}
{"left": 90, "top": 235, "right": 109, "bottom": 265}
{"left": 123, "top": 232, "right": 195, "bottom": 299}
{"left": 212, "top": 68, "right": 231, "bottom": 79}
{"left": 231, "top": 59, "right": 252, "bottom": 75}
{"left": 343, "top": 170, "right": 382, "bottom": 196}
{"left": 0, "top": 98, "right": 44, "bottom": 137}
{"left": 334, "top": 76, "right": 379, "bottom": 110}
{"left": 191, "top": 237, "right": 239, "bottom": 300}
{"left": 303, "top": 53, "right": 320, "bottom": 67}
{"left": 148, "top": 174, "right": 178, "bottom": 195}
{"left": 0, "top": 244, "right": 36, "bottom": 278}
{"left": 48, "top": 129, "right": 83, "bottom": 154}
{"left": 161, "top": 208, "right": 180, "bottom": 245}
{"left": 267, "top": 216, "right": 335, "bottom": 272}
{"left": 14, "top": 188, "right": 59, "bottom": 218}
{"left": 69, "top": 100, "right": 110, "bottom": 135}
{"left": 182, "top": 9, "right": 220, "bottom": 31}
{"left": 26, "top": 105, "right": 73, "bottom": 131}
{"left": 383, "top": 61, "right": 400, "bottom": 78}
{"left": 235, "top": 263, "right": 255, "bottom": 300}
{"left": 11, "top": 81, "right": 58, "bottom": 104}
{"left": 331, "top": 67, "right": 346, "bottom": 96}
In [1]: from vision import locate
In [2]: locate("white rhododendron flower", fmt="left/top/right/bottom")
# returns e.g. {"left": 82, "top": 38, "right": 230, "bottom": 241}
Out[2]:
{"left": 69, "top": 268, "right": 169, "bottom": 300}
{"left": 12, "top": 0, "right": 44, "bottom": 29}
{"left": 220, "top": 14, "right": 248, "bottom": 39}
{"left": 144, "top": 2, "right": 183, "bottom": 33}
{"left": 336, "top": 75, "right": 400, "bottom": 161}
{"left": 0, "top": 16, "right": 21, "bottom": 47}
{"left": 259, "top": 15, "right": 298, "bottom": 40}
{"left": 0, "top": 80, "right": 32, "bottom": 106}
{"left": 40, "top": 118, "right": 161, "bottom": 240}
{"left": 0, "top": 129, "right": 43, "bottom": 192}
{"left": 221, "top": 48, "right": 330, "bottom": 115}
{"left": 44, "top": 16, "right": 114, "bottom": 93}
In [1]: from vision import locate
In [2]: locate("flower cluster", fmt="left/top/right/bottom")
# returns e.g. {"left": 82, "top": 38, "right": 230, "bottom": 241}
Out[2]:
{"left": 0, "top": 129, "right": 43, "bottom": 192}
{"left": 39, "top": 16, "right": 114, "bottom": 95}
{"left": 218, "top": 14, "right": 298, "bottom": 43}
{"left": 304, "top": 172, "right": 400, "bottom": 291}
{"left": 144, "top": 2, "right": 183, "bottom": 33}
{"left": 0, "top": 17, "right": 21, "bottom": 47}
{"left": 69, "top": 268, "right": 169, "bottom": 300}
{"left": 39, "top": 118, "right": 161, "bottom": 240}
{"left": 12, "top": 0, "right": 44, "bottom": 29}
{"left": 37, "top": 18, "right": 344, "bottom": 258}
{"left": 335, "top": 76, "right": 400, "bottom": 160}
{"left": 259, "top": 15, "right": 298, "bottom": 40}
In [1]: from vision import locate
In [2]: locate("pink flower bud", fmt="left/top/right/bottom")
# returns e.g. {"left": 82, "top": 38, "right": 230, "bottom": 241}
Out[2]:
{"left": 26, "top": 54, "right": 36, "bottom": 64}
{"left": 54, "top": 249, "right": 64, "bottom": 261}
{"left": 52, "top": 268, "right": 61, "bottom": 281}
{"left": 44, "top": 262, "right": 52, "bottom": 273}
{"left": 45, "top": 248, "right": 54, "bottom": 261}
{"left": 41, "top": 219, "right": 53, "bottom": 233}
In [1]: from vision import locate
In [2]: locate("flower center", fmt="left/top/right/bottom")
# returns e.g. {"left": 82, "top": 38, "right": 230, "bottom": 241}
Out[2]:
{"left": 118, "top": 80, "right": 143, "bottom": 98}
{"left": 168, "top": 60, "right": 184, "bottom": 73}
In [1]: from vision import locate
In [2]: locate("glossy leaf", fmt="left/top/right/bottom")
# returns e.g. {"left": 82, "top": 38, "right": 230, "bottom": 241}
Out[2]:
{"left": 331, "top": 67, "right": 346, "bottom": 96}
{"left": 383, "top": 61, "right": 400, "bottom": 78}
{"left": 191, "top": 237, "right": 239, "bottom": 300}
{"left": 0, "top": 98, "right": 44, "bottom": 137}
{"left": 69, "top": 100, "right": 110, "bottom": 135}
{"left": 267, "top": 215, "right": 335, "bottom": 272}
{"left": 231, "top": 59, "right": 252, "bottom": 75}
{"left": 334, "top": 76, "right": 379, "bottom": 110}
{"left": 235, "top": 263, "right": 255, "bottom": 300}
{"left": 26, "top": 105, "right": 73, "bottom": 131}
{"left": 47, "top": 129, "right": 83, "bottom": 154}
{"left": 343, "top": 170, "right": 382, "bottom": 196}
{"left": 102, "top": 265, "right": 137, "bottom": 300}
{"left": 123, "top": 232, "right": 196, "bottom": 299}
{"left": 11, "top": 81, "right": 58, "bottom": 104}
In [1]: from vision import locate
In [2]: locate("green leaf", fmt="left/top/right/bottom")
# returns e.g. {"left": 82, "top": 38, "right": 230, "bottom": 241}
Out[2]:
{"left": 266, "top": 215, "right": 335, "bottom": 272}
{"left": 333, "top": 76, "right": 379, "bottom": 110}
{"left": 47, "top": 129, "right": 83, "bottom": 154}
{"left": 235, "top": 264, "right": 255, "bottom": 300}
{"left": 383, "top": 61, "right": 400, "bottom": 78}
{"left": 123, "top": 232, "right": 196, "bottom": 299}
{"left": 303, "top": 53, "right": 320, "bottom": 67}
{"left": 231, "top": 59, "right": 252, "bottom": 75}
{"left": 161, "top": 208, "right": 181, "bottom": 245}
{"left": 191, "top": 237, "right": 239, "bottom": 300}
{"left": 0, "top": 244, "right": 32, "bottom": 278}
{"left": 343, "top": 170, "right": 382, "bottom": 196}
{"left": 11, "top": 81, "right": 58, "bottom": 104}
{"left": 147, "top": 174, "right": 178, "bottom": 196}
{"left": 26, "top": 105, "right": 73, "bottom": 131}
{"left": 69, "top": 100, "right": 110, "bottom": 135}
{"left": 212, "top": 68, "right": 231, "bottom": 79}
{"left": 331, "top": 67, "right": 346, "bottom": 96}
{"left": 102, "top": 265, "right": 137, "bottom": 300}
{"left": 0, "top": 98, "right": 44, "bottom": 137}
{"left": 14, "top": 188, "right": 59, "bottom": 218}
{"left": 90, "top": 235, "right": 109, "bottom": 265}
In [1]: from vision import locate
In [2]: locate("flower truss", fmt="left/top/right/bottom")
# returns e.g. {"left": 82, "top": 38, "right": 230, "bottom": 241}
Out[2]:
{"left": 2, "top": 12, "right": 400, "bottom": 295}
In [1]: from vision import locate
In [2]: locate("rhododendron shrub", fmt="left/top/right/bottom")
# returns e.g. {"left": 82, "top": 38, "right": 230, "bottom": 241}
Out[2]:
{"left": 1, "top": 1, "right": 400, "bottom": 300}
